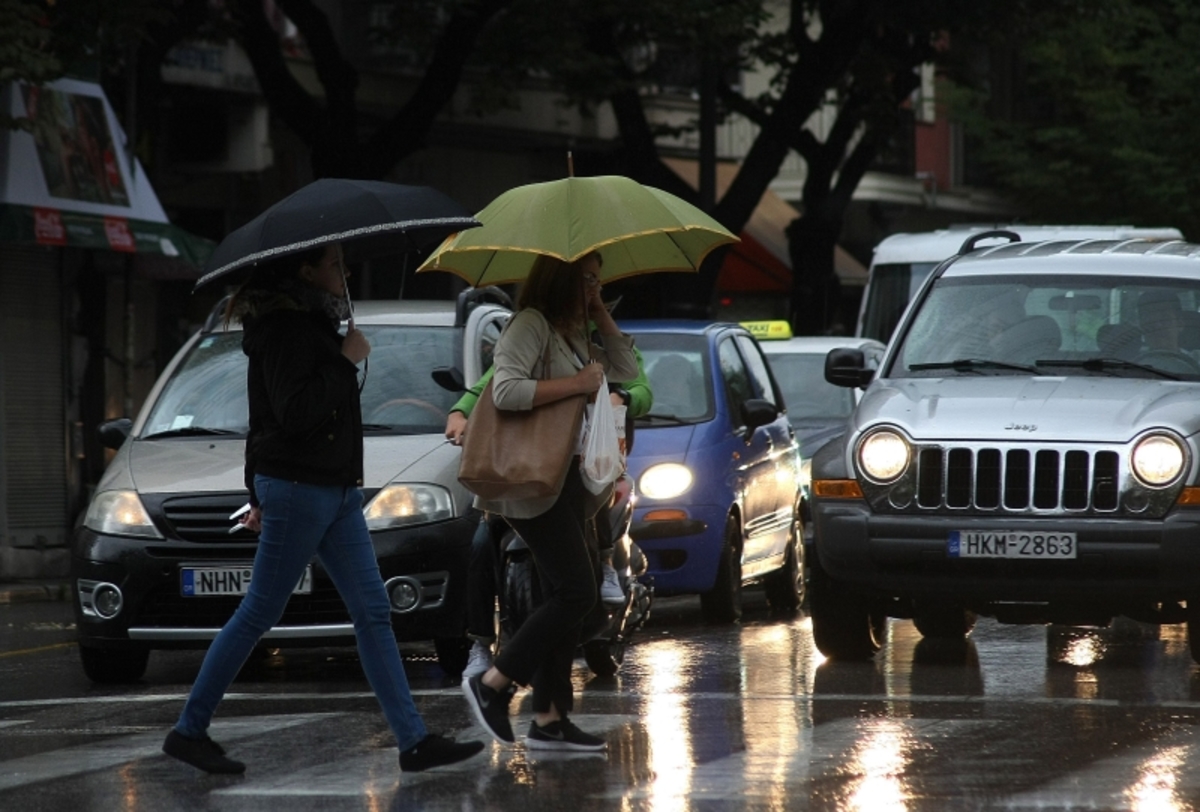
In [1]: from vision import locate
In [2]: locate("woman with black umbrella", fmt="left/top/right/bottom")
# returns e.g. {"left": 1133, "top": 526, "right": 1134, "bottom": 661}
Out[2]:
{"left": 162, "top": 242, "right": 483, "bottom": 775}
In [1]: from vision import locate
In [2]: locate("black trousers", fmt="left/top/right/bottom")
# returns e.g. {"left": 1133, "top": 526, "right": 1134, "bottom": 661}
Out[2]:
{"left": 466, "top": 505, "right": 611, "bottom": 643}
{"left": 466, "top": 514, "right": 504, "bottom": 642}
{"left": 494, "top": 464, "right": 598, "bottom": 715}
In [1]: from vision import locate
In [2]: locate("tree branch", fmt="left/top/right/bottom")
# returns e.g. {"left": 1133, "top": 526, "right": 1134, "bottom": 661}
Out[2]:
{"left": 277, "top": 0, "right": 358, "bottom": 120}
{"left": 363, "top": 0, "right": 513, "bottom": 175}
{"left": 231, "top": 0, "right": 321, "bottom": 144}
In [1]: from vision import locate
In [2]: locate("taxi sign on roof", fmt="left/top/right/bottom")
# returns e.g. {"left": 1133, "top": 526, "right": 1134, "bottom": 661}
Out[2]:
{"left": 741, "top": 320, "right": 792, "bottom": 340}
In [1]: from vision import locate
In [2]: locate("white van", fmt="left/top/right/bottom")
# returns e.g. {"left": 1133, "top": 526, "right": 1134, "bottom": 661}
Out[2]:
{"left": 855, "top": 225, "right": 1184, "bottom": 343}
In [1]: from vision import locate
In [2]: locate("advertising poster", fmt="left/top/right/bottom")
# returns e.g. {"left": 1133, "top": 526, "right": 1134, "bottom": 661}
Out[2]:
{"left": 21, "top": 84, "right": 130, "bottom": 207}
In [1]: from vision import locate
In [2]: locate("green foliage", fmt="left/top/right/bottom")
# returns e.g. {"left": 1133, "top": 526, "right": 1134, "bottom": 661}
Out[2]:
{"left": 454, "top": 0, "right": 768, "bottom": 119}
{"left": 0, "top": 0, "right": 61, "bottom": 90}
{"left": 0, "top": 0, "right": 169, "bottom": 127}
{"left": 951, "top": 0, "right": 1200, "bottom": 238}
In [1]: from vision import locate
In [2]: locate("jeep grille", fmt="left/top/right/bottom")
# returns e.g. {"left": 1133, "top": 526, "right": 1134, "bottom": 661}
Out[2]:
{"left": 913, "top": 445, "right": 1121, "bottom": 513}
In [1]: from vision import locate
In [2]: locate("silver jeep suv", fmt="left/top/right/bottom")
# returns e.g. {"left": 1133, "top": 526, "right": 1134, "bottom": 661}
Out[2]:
{"left": 810, "top": 232, "right": 1200, "bottom": 662}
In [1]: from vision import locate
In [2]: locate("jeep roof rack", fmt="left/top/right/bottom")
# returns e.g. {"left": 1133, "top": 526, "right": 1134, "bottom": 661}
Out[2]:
{"left": 959, "top": 230, "right": 1021, "bottom": 256}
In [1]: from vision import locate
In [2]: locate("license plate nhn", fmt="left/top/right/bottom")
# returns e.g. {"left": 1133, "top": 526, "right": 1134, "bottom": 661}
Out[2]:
{"left": 948, "top": 531, "right": 1076, "bottom": 559}
{"left": 181, "top": 565, "right": 313, "bottom": 597}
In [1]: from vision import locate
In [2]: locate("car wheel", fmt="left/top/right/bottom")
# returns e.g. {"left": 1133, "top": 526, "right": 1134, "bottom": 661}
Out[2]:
{"left": 763, "top": 514, "right": 805, "bottom": 614}
{"left": 583, "top": 638, "right": 625, "bottom": 678}
{"left": 501, "top": 547, "right": 541, "bottom": 643}
{"left": 700, "top": 517, "right": 742, "bottom": 624}
{"left": 433, "top": 636, "right": 472, "bottom": 678}
{"left": 808, "top": 555, "right": 885, "bottom": 660}
{"left": 911, "top": 600, "right": 977, "bottom": 641}
{"left": 79, "top": 645, "right": 149, "bottom": 684}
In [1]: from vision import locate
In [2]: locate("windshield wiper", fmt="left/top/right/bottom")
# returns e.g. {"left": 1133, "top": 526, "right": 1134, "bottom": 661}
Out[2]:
{"left": 908, "top": 358, "right": 1037, "bottom": 374}
{"left": 361, "top": 423, "right": 394, "bottom": 432}
{"left": 142, "top": 427, "right": 241, "bottom": 440}
{"left": 1033, "top": 358, "right": 1181, "bottom": 380}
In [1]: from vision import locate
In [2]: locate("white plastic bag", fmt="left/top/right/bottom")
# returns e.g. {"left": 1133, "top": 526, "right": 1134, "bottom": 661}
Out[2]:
{"left": 580, "top": 375, "right": 623, "bottom": 494}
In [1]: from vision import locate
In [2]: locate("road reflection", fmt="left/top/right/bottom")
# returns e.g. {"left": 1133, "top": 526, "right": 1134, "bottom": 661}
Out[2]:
{"left": 639, "top": 644, "right": 693, "bottom": 809}
{"left": 843, "top": 720, "right": 913, "bottom": 812}
{"left": 1127, "top": 745, "right": 1188, "bottom": 812}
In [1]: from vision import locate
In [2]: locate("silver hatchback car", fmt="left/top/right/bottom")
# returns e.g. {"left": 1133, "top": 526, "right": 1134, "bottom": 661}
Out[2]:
{"left": 811, "top": 233, "right": 1200, "bottom": 663}
{"left": 71, "top": 290, "right": 509, "bottom": 682}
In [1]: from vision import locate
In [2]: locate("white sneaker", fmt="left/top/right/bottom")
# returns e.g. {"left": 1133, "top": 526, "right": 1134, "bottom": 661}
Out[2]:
{"left": 462, "top": 640, "right": 493, "bottom": 681}
{"left": 600, "top": 563, "right": 625, "bottom": 605}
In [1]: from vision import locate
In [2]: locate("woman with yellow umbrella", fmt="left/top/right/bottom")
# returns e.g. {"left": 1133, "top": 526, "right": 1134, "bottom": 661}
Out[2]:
{"left": 421, "top": 175, "right": 736, "bottom": 751}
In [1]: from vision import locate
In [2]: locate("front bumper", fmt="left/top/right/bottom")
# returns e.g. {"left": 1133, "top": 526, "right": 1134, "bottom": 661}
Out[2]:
{"left": 629, "top": 503, "right": 721, "bottom": 594}
{"left": 72, "top": 513, "right": 478, "bottom": 650}
{"left": 812, "top": 497, "right": 1200, "bottom": 605}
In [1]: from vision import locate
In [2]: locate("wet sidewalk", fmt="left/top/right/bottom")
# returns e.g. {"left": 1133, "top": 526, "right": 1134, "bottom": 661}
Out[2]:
{"left": 0, "top": 579, "right": 70, "bottom": 604}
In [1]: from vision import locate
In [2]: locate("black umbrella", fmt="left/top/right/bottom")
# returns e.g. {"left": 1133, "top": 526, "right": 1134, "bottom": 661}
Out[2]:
{"left": 193, "top": 178, "right": 479, "bottom": 290}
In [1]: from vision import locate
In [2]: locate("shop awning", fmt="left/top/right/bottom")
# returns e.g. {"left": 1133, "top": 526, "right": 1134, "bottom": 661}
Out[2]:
{"left": 0, "top": 77, "right": 213, "bottom": 275}
{"left": 662, "top": 157, "right": 867, "bottom": 289}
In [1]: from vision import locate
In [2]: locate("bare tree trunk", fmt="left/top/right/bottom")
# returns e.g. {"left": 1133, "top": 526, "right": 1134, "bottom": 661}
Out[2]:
{"left": 787, "top": 215, "right": 841, "bottom": 335}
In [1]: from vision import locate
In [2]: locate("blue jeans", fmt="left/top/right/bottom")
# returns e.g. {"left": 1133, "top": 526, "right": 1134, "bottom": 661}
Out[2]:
{"left": 175, "top": 476, "right": 427, "bottom": 750}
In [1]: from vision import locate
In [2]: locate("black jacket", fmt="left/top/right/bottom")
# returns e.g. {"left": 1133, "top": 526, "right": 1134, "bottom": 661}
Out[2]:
{"left": 241, "top": 305, "right": 363, "bottom": 503}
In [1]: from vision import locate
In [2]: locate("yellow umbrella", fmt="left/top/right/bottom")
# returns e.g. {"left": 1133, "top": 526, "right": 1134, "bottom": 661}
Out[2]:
{"left": 416, "top": 175, "right": 738, "bottom": 285}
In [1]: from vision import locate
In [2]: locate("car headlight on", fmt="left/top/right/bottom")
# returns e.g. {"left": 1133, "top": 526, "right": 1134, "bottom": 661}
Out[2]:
{"left": 364, "top": 483, "right": 453, "bottom": 530}
{"left": 1131, "top": 434, "right": 1185, "bottom": 487}
{"left": 857, "top": 429, "right": 910, "bottom": 483}
{"left": 639, "top": 463, "right": 694, "bottom": 500}
{"left": 83, "top": 490, "right": 163, "bottom": 538}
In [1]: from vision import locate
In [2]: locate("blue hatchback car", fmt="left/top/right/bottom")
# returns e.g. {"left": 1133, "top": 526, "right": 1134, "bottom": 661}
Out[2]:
{"left": 619, "top": 320, "right": 804, "bottom": 623}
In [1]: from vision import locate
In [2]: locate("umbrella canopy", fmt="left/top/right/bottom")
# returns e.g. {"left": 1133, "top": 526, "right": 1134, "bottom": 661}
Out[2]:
{"left": 416, "top": 175, "right": 738, "bottom": 286}
{"left": 194, "top": 178, "right": 480, "bottom": 289}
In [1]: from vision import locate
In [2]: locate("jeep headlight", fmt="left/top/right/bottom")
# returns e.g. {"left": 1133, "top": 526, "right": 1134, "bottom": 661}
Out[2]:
{"left": 1131, "top": 434, "right": 1185, "bottom": 487}
{"left": 639, "top": 463, "right": 694, "bottom": 499}
{"left": 364, "top": 483, "right": 453, "bottom": 530}
{"left": 84, "top": 490, "right": 163, "bottom": 538}
{"left": 857, "top": 429, "right": 910, "bottom": 483}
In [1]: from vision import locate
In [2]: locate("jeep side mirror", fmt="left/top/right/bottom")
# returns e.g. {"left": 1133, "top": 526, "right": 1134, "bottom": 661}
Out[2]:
{"left": 432, "top": 366, "right": 466, "bottom": 393}
{"left": 825, "top": 348, "right": 875, "bottom": 388}
{"left": 98, "top": 418, "right": 133, "bottom": 450}
{"left": 741, "top": 398, "right": 778, "bottom": 437}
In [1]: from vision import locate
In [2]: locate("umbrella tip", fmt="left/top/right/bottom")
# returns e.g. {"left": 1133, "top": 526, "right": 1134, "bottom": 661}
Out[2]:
{"left": 567, "top": 151, "right": 574, "bottom": 178}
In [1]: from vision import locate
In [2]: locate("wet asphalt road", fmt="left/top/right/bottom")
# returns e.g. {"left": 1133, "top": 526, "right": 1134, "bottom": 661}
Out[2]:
{"left": 5, "top": 591, "right": 1200, "bottom": 810}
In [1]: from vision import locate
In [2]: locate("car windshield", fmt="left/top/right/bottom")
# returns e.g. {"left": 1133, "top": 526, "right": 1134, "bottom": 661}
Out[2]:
{"left": 767, "top": 352, "right": 857, "bottom": 421}
{"left": 889, "top": 274, "right": 1200, "bottom": 381}
{"left": 629, "top": 333, "right": 713, "bottom": 423}
{"left": 140, "top": 325, "right": 460, "bottom": 437}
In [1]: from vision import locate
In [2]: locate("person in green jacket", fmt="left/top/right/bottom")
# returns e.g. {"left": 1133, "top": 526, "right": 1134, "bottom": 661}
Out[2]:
{"left": 445, "top": 329, "right": 651, "bottom": 682}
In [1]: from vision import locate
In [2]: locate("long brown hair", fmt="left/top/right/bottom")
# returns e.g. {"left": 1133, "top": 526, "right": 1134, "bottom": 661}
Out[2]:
{"left": 516, "top": 252, "right": 598, "bottom": 332}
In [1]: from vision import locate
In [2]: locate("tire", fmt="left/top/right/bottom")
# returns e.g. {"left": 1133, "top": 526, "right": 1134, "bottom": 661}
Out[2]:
{"left": 79, "top": 645, "right": 149, "bottom": 684}
{"left": 763, "top": 514, "right": 805, "bottom": 614}
{"left": 808, "top": 556, "right": 885, "bottom": 660}
{"left": 501, "top": 548, "right": 541, "bottom": 642}
{"left": 911, "top": 600, "right": 977, "bottom": 642}
{"left": 700, "top": 517, "right": 742, "bottom": 624}
{"left": 433, "top": 636, "right": 471, "bottom": 678}
{"left": 583, "top": 638, "right": 625, "bottom": 678}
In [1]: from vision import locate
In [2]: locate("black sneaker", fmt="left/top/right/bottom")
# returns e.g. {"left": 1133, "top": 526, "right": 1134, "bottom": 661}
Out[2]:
{"left": 525, "top": 717, "right": 607, "bottom": 751}
{"left": 399, "top": 733, "right": 485, "bottom": 772}
{"left": 462, "top": 673, "right": 515, "bottom": 744}
{"left": 162, "top": 729, "right": 246, "bottom": 774}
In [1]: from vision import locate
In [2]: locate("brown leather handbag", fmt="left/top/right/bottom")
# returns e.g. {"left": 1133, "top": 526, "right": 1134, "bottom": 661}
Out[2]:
{"left": 458, "top": 341, "right": 587, "bottom": 501}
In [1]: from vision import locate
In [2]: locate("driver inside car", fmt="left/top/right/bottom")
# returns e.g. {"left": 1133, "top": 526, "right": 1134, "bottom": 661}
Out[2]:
{"left": 1138, "top": 290, "right": 1190, "bottom": 354}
